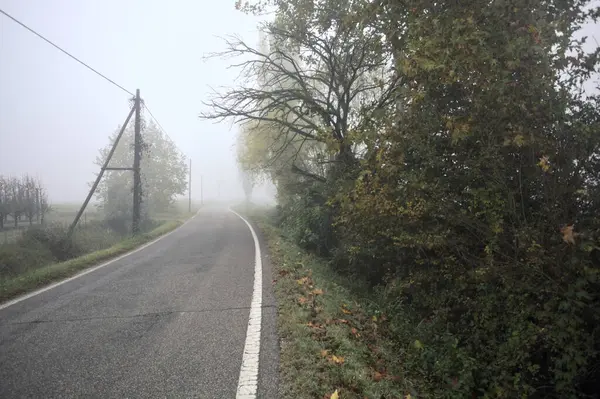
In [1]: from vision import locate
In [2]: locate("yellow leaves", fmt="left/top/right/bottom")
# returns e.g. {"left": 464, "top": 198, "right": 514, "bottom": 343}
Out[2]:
{"left": 297, "top": 276, "right": 310, "bottom": 285}
{"left": 329, "top": 355, "right": 345, "bottom": 365}
{"left": 561, "top": 224, "right": 578, "bottom": 245}
{"left": 414, "top": 339, "right": 424, "bottom": 349}
{"left": 538, "top": 156, "right": 551, "bottom": 172}
{"left": 491, "top": 223, "right": 503, "bottom": 234}
{"left": 320, "top": 349, "right": 345, "bottom": 365}
{"left": 341, "top": 308, "right": 352, "bottom": 315}
{"left": 405, "top": 394, "right": 413, "bottom": 399}
{"left": 514, "top": 134, "right": 525, "bottom": 147}
{"left": 312, "top": 288, "right": 324, "bottom": 296}
{"left": 330, "top": 389, "right": 339, "bottom": 399}
{"left": 444, "top": 115, "right": 472, "bottom": 143}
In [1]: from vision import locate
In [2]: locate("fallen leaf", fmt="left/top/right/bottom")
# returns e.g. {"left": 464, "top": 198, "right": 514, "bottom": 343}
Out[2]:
{"left": 330, "top": 389, "right": 339, "bottom": 399}
{"left": 414, "top": 339, "right": 424, "bottom": 349}
{"left": 298, "top": 297, "right": 308, "bottom": 304}
{"left": 405, "top": 394, "right": 412, "bottom": 399}
{"left": 330, "top": 355, "right": 345, "bottom": 364}
{"left": 332, "top": 319, "right": 349, "bottom": 324}
{"left": 561, "top": 224, "right": 577, "bottom": 245}
{"left": 320, "top": 349, "right": 330, "bottom": 357}
{"left": 350, "top": 327, "right": 361, "bottom": 337}
{"left": 307, "top": 321, "right": 323, "bottom": 329}
{"left": 312, "top": 288, "right": 324, "bottom": 295}
{"left": 341, "top": 308, "right": 352, "bottom": 315}
{"left": 373, "top": 371, "right": 384, "bottom": 382}
{"left": 297, "top": 277, "right": 309, "bottom": 285}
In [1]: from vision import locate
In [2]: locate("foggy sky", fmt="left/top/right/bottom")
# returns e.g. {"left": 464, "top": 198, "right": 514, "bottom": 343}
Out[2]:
{"left": 0, "top": 0, "right": 268, "bottom": 204}
{"left": 0, "top": 1, "right": 598, "bottom": 206}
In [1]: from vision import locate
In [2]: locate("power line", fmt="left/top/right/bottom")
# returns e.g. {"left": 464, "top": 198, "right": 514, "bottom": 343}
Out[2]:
{"left": 0, "top": 8, "right": 134, "bottom": 96}
{"left": 1, "top": 8, "right": 187, "bottom": 158}
{"left": 143, "top": 103, "right": 189, "bottom": 159}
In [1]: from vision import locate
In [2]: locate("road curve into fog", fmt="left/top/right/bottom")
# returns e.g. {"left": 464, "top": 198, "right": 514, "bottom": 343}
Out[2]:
{"left": 0, "top": 205, "right": 279, "bottom": 399}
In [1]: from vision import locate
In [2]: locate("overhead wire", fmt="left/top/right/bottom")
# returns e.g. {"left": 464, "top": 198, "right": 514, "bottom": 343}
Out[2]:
{"left": 1, "top": 7, "right": 188, "bottom": 158}
{"left": 0, "top": 8, "right": 134, "bottom": 96}
{"left": 143, "top": 103, "right": 190, "bottom": 159}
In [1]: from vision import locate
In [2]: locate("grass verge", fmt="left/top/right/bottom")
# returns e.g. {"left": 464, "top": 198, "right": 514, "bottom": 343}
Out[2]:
{"left": 239, "top": 205, "right": 412, "bottom": 399}
{"left": 0, "top": 220, "right": 183, "bottom": 303}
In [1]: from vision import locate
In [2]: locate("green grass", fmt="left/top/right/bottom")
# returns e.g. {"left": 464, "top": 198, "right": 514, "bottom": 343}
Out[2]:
{"left": 0, "top": 220, "right": 184, "bottom": 303}
{"left": 237, "top": 204, "right": 412, "bottom": 399}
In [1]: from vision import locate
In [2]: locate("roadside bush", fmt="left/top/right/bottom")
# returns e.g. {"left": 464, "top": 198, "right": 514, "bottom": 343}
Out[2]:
{"left": 19, "top": 224, "right": 81, "bottom": 261}
{"left": 331, "top": 1, "right": 600, "bottom": 395}
{"left": 276, "top": 185, "right": 336, "bottom": 256}
{"left": 0, "top": 220, "right": 129, "bottom": 278}
{"left": 72, "top": 221, "right": 124, "bottom": 253}
{"left": 0, "top": 241, "right": 55, "bottom": 277}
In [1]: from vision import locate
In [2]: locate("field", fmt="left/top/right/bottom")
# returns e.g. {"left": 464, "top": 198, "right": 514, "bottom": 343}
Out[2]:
{"left": 0, "top": 200, "right": 196, "bottom": 244}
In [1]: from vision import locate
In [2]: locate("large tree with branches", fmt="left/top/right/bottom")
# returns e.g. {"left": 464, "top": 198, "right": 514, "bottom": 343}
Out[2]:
{"left": 201, "top": 0, "right": 397, "bottom": 186}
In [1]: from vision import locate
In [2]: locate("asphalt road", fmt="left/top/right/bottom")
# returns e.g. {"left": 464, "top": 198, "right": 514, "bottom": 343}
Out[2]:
{"left": 0, "top": 206, "right": 279, "bottom": 398}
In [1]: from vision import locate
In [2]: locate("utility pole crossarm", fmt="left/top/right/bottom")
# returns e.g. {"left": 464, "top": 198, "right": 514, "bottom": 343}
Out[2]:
{"left": 104, "top": 167, "right": 134, "bottom": 171}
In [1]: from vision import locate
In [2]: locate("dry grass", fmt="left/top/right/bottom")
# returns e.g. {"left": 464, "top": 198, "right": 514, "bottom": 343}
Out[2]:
{"left": 236, "top": 204, "right": 411, "bottom": 399}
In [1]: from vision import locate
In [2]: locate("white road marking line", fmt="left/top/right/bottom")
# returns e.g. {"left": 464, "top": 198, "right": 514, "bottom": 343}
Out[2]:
{"left": 0, "top": 210, "right": 201, "bottom": 311}
{"left": 230, "top": 208, "right": 263, "bottom": 399}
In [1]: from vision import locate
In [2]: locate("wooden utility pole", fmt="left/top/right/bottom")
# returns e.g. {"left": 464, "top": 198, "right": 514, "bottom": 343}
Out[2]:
{"left": 68, "top": 105, "right": 136, "bottom": 237}
{"left": 132, "top": 89, "right": 142, "bottom": 234}
{"left": 188, "top": 158, "right": 192, "bottom": 213}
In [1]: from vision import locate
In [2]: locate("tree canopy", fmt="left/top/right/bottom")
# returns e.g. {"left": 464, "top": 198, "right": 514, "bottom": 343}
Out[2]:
{"left": 205, "top": 0, "right": 600, "bottom": 396}
{"left": 94, "top": 119, "right": 187, "bottom": 228}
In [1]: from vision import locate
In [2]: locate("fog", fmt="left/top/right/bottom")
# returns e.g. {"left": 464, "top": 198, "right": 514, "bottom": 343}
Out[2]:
{"left": 1, "top": 1, "right": 597, "bottom": 208}
{"left": 0, "top": 0, "right": 276, "bottom": 206}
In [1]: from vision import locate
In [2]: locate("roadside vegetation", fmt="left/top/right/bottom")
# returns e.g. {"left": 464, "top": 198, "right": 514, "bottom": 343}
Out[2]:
{"left": 0, "top": 116, "right": 192, "bottom": 302}
{"left": 215, "top": 0, "right": 600, "bottom": 397}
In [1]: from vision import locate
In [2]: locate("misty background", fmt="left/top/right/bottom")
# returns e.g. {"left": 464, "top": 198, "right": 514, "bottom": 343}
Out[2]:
{"left": 1, "top": 1, "right": 597, "bottom": 206}
{"left": 0, "top": 0, "right": 275, "bottom": 205}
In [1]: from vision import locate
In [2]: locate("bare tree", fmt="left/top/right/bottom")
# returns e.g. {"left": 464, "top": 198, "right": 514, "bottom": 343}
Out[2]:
{"left": 200, "top": 15, "right": 396, "bottom": 182}
{"left": 0, "top": 176, "right": 50, "bottom": 229}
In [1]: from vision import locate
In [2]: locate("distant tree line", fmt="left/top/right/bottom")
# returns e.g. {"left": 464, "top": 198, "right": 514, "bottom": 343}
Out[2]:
{"left": 0, "top": 175, "right": 49, "bottom": 229}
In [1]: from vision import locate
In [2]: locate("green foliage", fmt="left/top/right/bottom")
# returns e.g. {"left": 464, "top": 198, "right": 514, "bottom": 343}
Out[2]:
{"left": 94, "top": 119, "right": 187, "bottom": 227}
{"left": 231, "top": 0, "right": 600, "bottom": 396}
{"left": 332, "top": 0, "right": 600, "bottom": 396}
{"left": 277, "top": 189, "right": 335, "bottom": 255}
